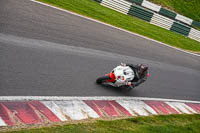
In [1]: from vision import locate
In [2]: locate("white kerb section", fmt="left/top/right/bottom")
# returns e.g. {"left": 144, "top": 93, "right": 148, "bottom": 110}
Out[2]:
{"left": 42, "top": 101, "right": 99, "bottom": 121}
{"left": 42, "top": 101, "right": 67, "bottom": 121}
{"left": 117, "top": 100, "right": 157, "bottom": 116}
{"left": 188, "top": 28, "right": 200, "bottom": 42}
{"left": 175, "top": 14, "right": 193, "bottom": 25}
{"left": 150, "top": 13, "right": 174, "bottom": 30}
{"left": 0, "top": 117, "right": 6, "bottom": 126}
{"left": 142, "top": 0, "right": 161, "bottom": 12}
{"left": 166, "top": 102, "right": 197, "bottom": 114}
{"left": 101, "top": 0, "right": 132, "bottom": 14}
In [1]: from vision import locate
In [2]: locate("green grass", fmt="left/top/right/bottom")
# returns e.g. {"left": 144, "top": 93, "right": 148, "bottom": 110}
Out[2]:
{"left": 38, "top": 0, "right": 200, "bottom": 52}
{"left": 149, "top": 0, "right": 200, "bottom": 22}
{"left": 5, "top": 114, "right": 200, "bottom": 133}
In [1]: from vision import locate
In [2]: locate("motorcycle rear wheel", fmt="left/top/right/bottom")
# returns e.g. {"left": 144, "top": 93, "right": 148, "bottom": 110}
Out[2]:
{"left": 96, "top": 76, "right": 110, "bottom": 84}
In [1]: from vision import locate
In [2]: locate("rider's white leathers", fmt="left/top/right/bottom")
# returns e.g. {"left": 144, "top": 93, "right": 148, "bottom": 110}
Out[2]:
{"left": 109, "top": 65, "right": 135, "bottom": 87}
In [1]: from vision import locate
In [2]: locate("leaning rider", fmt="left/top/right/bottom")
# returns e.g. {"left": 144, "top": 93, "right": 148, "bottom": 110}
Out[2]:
{"left": 122, "top": 63, "right": 149, "bottom": 88}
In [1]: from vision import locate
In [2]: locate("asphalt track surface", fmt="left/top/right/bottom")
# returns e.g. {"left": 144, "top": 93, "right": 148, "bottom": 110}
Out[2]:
{"left": 0, "top": 0, "right": 200, "bottom": 101}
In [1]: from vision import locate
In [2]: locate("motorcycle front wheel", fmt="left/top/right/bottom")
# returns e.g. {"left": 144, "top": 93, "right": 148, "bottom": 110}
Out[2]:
{"left": 96, "top": 76, "right": 110, "bottom": 84}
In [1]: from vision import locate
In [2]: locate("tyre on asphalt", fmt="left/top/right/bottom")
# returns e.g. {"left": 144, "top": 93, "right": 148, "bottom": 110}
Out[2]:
{"left": 96, "top": 76, "right": 110, "bottom": 84}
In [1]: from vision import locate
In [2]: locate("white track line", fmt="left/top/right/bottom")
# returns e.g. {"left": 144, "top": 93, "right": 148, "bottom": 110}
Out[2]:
{"left": 0, "top": 96, "right": 200, "bottom": 103}
{"left": 30, "top": 0, "right": 200, "bottom": 57}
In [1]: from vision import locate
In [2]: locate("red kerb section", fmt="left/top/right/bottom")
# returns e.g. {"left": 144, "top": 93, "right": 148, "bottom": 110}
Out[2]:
{"left": 1, "top": 102, "right": 41, "bottom": 125}
{"left": 144, "top": 101, "right": 178, "bottom": 115}
{"left": 29, "top": 101, "right": 60, "bottom": 122}
{"left": 0, "top": 103, "right": 15, "bottom": 125}
{"left": 186, "top": 103, "right": 200, "bottom": 114}
{"left": 0, "top": 101, "right": 60, "bottom": 126}
{"left": 84, "top": 100, "right": 131, "bottom": 117}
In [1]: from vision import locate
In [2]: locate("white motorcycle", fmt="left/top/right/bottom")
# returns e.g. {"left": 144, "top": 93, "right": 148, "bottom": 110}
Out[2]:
{"left": 96, "top": 63, "right": 135, "bottom": 89}
{"left": 96, "top": 63, "right": 149, "bottom": 90}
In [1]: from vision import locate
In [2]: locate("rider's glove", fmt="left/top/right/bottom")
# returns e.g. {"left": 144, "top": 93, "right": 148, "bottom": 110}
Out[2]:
{"left": 127, "top": 82, "right": 132, "bottom": 86}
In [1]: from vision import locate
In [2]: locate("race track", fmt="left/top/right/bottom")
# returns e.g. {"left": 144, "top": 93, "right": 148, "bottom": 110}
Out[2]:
{"left": 0, "top": 0, "right": 200, "bottom": 100}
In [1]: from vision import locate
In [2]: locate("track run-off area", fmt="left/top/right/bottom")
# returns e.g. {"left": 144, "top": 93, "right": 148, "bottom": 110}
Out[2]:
{"left": 0, "top": 0, "right": 200, "bottom": 101}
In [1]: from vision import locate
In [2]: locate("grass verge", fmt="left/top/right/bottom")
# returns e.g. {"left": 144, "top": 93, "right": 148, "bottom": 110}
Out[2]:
{"left": 4, "top": 114, "right": 200, "bottom": 133}
{"left": 150, "top": 0, "right": 200, "bottom": 22}
{"left": 37, "top": 0, "right": 200, "bottom": 52}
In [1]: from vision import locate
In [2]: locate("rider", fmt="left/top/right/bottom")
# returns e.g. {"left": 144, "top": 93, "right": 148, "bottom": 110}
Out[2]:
{"left": 122, "top": 63, "right": 149, "bottom": 88}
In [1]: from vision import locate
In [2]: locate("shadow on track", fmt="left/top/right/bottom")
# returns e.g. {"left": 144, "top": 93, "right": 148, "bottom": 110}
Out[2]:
{"left": 95, "top": 83, "right": 137, "bottom": 96}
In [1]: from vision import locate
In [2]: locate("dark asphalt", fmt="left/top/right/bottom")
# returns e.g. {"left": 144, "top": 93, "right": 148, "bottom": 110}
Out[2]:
{"left": 0, "top": 0, "right": 200, "bottom": 100}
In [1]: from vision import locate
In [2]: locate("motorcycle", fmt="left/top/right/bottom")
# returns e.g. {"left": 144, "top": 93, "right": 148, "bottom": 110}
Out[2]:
{"left": 96, "top": 63, "right": 149, "bottom": 91}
